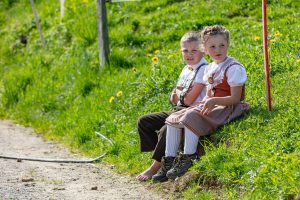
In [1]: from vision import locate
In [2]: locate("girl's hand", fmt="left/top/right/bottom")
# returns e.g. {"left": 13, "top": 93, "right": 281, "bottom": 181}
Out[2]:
{"left": 201, "top": 98, "right": 216, "bottom": 115}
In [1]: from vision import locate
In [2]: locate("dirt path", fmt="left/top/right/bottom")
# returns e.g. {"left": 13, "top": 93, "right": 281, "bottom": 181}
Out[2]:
{"left": 0, "top": 120, "right": 167, "bottom": 200}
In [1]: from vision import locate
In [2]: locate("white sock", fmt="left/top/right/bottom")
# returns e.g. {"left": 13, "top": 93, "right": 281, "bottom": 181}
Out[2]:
{"left": 165, "top": 125, "right": 181, "bottom": 157}
{"left": 183, "top": 127, "right": 199, "bottom": 155}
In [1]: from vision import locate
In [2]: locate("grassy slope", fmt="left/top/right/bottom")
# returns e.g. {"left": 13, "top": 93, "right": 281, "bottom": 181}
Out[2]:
{"left": 0, "top": 0, "right": 299, "bottom": 199}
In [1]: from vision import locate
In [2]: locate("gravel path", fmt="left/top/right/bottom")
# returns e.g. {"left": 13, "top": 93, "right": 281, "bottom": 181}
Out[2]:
{"left": 0, "top": 120, "right": 166, "bottom": 200}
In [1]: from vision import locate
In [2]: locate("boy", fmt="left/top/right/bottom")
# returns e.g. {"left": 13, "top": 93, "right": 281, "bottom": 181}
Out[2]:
{"left": 137, "top": 31, "right": 208, "bottom": 181}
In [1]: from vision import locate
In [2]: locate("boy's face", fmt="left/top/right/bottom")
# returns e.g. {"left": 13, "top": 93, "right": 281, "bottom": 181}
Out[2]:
{"left": 204, "top": 34, "right": 229, "bottom": 64}
{"left": 181, "top": 41, "right": 204, "bottom": 66}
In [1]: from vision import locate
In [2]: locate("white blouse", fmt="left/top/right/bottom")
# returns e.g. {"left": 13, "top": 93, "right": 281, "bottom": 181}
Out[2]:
{"left": 203, "top": 57, "right": 247, "bottom": 89}
{"left": 226, "top": 64, "right": 247, "bottom": 87}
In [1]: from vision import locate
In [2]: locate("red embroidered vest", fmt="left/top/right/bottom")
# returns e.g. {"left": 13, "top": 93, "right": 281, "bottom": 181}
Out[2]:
{"left": 210, "top": 64, "right": 245, "bottom": 101}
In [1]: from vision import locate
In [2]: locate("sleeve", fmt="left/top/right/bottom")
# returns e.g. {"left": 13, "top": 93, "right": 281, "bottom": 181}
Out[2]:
{"left": 227, "top": 64, "right": 247, "bottom": 87}
{"left": 193, "top": 65, "right": 207, "bottom": 85}
{"left": 176, "top": 66, "right": 188, "bottom": 86}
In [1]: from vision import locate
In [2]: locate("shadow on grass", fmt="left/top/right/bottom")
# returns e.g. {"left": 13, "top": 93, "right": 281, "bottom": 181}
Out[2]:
{"left": 202, "top": 104, "right": 282, "bottom": 147}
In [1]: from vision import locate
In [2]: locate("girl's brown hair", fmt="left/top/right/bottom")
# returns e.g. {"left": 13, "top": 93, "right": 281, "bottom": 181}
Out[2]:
{"left": 200, "top": 25, "right": 230, "bottom": 45}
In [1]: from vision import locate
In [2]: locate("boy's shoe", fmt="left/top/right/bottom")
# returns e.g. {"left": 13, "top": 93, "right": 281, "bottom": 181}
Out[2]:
{"left": 152, "top": 156, "right": 175, "bottom": 182}
{"left": 166, "top": 153, "right": 198, "bottom": 180}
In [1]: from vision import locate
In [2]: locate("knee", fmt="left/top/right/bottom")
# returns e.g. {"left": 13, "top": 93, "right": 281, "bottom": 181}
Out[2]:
{"left": 138, "top": 115, "right": 146, "bottom": 124}
{"left": 138, "top": 115, "right": 148, "bottom": 128}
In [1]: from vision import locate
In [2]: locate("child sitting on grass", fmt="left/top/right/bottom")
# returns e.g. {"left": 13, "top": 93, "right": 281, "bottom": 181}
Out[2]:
{"left": 137, "top": 31, "right": 208, "bottom": 181}
{"left": 152, "top": 25, "right": 250, "bottom": 182}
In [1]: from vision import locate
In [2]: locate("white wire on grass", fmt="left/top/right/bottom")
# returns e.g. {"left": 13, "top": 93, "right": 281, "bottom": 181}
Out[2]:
{"left": 0, "top": 131, "right": 113, "bottom": 163}
{"left": 0, "top": 154, "right": 106, "bottom": 163}
{"left": 95, "top": 131, "right": 114, "bottom": 145}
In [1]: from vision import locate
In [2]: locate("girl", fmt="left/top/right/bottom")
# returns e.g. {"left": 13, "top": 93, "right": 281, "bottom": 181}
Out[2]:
{"left": 152, "top": 25, "right": 250, "bottom": 182}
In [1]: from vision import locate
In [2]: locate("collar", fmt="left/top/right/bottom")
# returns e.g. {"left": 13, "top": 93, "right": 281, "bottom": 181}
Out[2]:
{"left": 188, "top": 58, "right": 208, "bottom": 71}
{"left": 213, "top": 56, "right": 229, "bottom": 66}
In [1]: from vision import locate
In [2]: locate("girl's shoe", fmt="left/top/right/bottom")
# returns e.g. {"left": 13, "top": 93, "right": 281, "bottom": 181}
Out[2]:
{"left": 166, "top": 153, "right": 198, "bottom": 180}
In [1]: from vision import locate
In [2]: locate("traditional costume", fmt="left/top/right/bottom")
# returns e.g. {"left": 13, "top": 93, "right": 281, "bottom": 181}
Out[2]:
{"left": 165, "top": 56, "right": 249, "bottom": 137}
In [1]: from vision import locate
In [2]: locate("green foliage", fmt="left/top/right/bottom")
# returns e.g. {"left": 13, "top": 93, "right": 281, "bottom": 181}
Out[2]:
{"left": 1, "top": 69, "right": 32, "bottom": 108}
{"left": 64, "top": 1, "right": 97, "bottom": 45}
{"left": 0, "top": 0, "right": 19, "bottom": 9}
{"left": 0, "top": 0, "right": 300, "bottom": 199}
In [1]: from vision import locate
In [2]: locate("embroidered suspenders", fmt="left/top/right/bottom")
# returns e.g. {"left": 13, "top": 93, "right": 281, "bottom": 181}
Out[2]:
{"left": 178, "top": 63, "right": 206, "bottom": 107}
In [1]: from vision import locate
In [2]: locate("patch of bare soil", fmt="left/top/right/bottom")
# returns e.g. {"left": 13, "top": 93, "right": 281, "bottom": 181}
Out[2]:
{"left": 0, "top": 120, "right": 167, "bottom": 200}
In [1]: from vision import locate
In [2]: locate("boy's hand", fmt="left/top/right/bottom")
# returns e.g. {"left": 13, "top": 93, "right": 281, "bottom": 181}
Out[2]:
{"left": 175, "top": 88, "right": 182, "bottom": 96}
{"left": 170, "top": 89, "right": 180, "bottom": 105}
{"left": 187, "top": 84, "right": 193, "bottom": 92}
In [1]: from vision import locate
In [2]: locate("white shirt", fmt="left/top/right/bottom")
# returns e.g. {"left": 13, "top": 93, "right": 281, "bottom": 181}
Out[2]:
{"left": 176, "top": 58, "right": 208, "bottom": 106}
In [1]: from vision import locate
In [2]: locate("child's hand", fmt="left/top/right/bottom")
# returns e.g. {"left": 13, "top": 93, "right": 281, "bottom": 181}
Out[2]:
{"left": 170, "top": 92, "right": 178, "bottom": 105}
{"left": 175, "top": 88, "right": 182, "bottom": 96}
{"left": 187, "top": 84, "right": 194, "bottom": 92}
{"left": 201, "top": 98, "right": 216, "bottom": 115}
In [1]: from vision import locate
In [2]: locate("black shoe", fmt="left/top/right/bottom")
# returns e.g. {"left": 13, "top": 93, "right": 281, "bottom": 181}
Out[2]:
{"left": 152, "top": 156, "right": 175, "bottom": 182}
{"left": 166, "top": 153, "right": 198, "bottom": 180}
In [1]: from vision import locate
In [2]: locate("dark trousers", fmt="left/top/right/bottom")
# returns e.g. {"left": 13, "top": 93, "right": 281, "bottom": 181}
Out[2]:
{"left": 138, "top": 109, "right": 206, "bottom": 162}
{"left": 137, "top": 111, "right": 173, "bottom": 162}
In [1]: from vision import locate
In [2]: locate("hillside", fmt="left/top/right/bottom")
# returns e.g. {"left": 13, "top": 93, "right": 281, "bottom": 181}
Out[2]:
{"left": 0, "top": 0, "right": 299, "bottom": 199}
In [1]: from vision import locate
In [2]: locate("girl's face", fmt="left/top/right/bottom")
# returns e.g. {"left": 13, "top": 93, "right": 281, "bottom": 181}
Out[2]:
{"left": 204, "top": 34, "right": 229, "bottom": 64}
{"left": 181, "top": 41, "right": 204, "bottom": 66}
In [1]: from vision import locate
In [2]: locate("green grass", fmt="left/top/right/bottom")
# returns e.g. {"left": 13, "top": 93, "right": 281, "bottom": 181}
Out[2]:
{"left": 0, "top": 0, "right": 299, "bottom": 199}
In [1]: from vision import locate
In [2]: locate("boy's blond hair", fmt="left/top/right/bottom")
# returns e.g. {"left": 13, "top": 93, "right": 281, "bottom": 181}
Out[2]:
{"left": 200, "top": 25, "right": 230, "bottom": 45}
{"left": 180, "top": 31, "right": 201, "bottom": 45}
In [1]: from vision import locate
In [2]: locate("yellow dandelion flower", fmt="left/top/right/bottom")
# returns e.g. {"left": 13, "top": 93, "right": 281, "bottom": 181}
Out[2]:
{"left": 274, "top": 31, "right": 282, "bottom": 37}
{"left": 116, "top": 91, "right": 123, "bottom": 97}
{"left": 296, "top": 58, "right": 300, "bottom": 63}
{"left": 146, "top": 53, "right": 152, "bottom": 57}
{"left": 254, "top": 36, "right": 260, "bottom": 41}
{"left": 152, "top": 56, "right": 159, "bottom": 65}
{"left": 269, "top": 39, "right": 276, "bottom": 44}
{"left": 154, "top": 50, "right": 160, "bottom": 54}
{"left": 109, "top": 96, "right": 115, "bottom": 103}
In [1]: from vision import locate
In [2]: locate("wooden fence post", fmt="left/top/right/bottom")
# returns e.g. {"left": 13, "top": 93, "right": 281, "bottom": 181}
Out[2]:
{"left": 60, "top": 0, "right": 65, "bottom": 19}
{"left": 29, "top": 0, "right": 46, "bottom": 49}
{"left": 96, "top": 0, "right": 110, "bottom": 68}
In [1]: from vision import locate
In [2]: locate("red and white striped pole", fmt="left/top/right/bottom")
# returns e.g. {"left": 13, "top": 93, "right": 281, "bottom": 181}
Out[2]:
{"left": 262, "top": 0, "right": 272, "bottom": 111}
